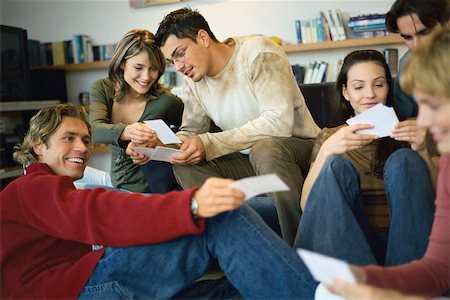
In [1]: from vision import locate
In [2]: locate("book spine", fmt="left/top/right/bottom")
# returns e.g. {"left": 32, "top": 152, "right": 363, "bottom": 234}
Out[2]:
{"left": 384, "top": 48, "right": 399, "bottom": 77}
{"left": 71, "top": 35, "right": 81, "bottom": 64}
{"left": 295, "top": 20, "right": 302, "bottom": 44}
{"left": 303, "top": 61, "right": 316, "bottom": 84}
{"left": 320, "top": 12, "right": 332, "bottom": 41}
{"left": 39, "top": 43, "right": 47, "bottom": 66}
{"left": 331, "top": 9, "right": 347, "bottom": 40}
{"left": 316, "top": 61, "right": 328, "bottom": 83}
{"left": 310, "top": 18, "right": 318, "bottom": 43}
{"left": 44, "top": 42, "right": 53, "bottom": 66}
{"left": 324, "top": 10, "right": 339, "bottom": 41}
{"left": 300, "top": 20, "right": 309, "bottom": 44}
{"left": 348, "top": 18, "right": 385, "bottom": 27}
{"left": 52, "top": 41, "right": 65, "bottom": 65}
{"left": 64, "top": 40, "right": 74, "bottom": 64}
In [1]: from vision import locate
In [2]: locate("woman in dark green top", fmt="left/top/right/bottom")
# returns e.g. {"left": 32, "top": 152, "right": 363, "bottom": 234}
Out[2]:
{"left": 89, "top": 29, "right": 183, "bottom": 193}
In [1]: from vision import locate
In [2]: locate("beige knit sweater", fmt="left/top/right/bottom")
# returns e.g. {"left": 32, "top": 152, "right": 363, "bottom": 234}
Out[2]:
{"left": 178, "top": 35, "right": 320, "bottom": 161}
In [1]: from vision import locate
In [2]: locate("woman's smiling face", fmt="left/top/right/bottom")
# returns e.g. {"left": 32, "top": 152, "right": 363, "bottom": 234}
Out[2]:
{"left": 342, "top": 62, "right": 389, "bottom": 116}
{"left": 414, "top": 91, "right": 450, "bottom": 154}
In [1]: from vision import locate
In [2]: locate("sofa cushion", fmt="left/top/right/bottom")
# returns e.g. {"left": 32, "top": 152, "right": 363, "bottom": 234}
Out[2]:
{"left": 299, "top": 82, "right": 344, "bottom": 129}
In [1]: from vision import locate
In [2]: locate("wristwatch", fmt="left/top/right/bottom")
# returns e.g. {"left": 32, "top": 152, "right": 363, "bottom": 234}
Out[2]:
{"left": 190, "top": 197, "right": 199, "bottom": 218}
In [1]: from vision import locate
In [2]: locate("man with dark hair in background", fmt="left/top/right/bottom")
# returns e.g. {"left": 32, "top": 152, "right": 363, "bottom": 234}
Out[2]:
{"left": 385, "top": 0, "right": 449, "bottom": 118}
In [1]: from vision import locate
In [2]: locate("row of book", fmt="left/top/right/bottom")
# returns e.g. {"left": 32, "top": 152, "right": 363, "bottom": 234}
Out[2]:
{"left": 292, "top": 61, "right": 332, "bottom": 84}
{"left": 348, "top": 13, "right": 389, "bottom": 39}
{"left": 292, "top": 48, "right": 398, "bottom": 84}
{"left": 28, "top": 35, "right": 116, "bottom": 67}
{"left": 294, "top": 9, "right": 347, "bottom": 44}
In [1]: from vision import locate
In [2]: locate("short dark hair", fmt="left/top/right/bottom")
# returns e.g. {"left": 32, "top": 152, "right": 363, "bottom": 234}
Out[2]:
{"left": 401, "top": 27, "right": 450, "bottom": 98}
{"left": 385, "top": 0, "right": 449, "bottom": 33}
{"left": 154, "top": 7, "right": 219, "bottom": 47}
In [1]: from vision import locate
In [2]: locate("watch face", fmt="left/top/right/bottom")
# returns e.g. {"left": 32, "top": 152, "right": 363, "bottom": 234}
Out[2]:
{"left": 191, "top": 198, "right": 198, "bottom": 217}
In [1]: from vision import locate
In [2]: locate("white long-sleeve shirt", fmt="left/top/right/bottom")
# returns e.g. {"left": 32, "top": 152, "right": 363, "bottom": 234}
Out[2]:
{"left": 178, "top": 35, "right": 320, "bottom": 161}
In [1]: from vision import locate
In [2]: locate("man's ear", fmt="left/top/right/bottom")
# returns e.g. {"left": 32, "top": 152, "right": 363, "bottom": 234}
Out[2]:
{"left": 197, "top": 29, "right": 210, "bottom": 47}
{"left": 33, "top": 142, "right": 44, "bottom": 157}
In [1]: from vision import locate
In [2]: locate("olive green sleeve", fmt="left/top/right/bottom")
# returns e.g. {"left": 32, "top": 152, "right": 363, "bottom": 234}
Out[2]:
{"left": 89, "top": 78, "right": 127, "bottom": 147}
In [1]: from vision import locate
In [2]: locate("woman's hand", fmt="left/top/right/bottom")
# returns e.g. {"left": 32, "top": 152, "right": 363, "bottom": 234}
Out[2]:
{"left": 327, "top": 266, "right": 420, "bottom": 300}
{"left": 121, "top": 122, "right": 157, "bottom": 144}
{"left": 125, "top": 142, "right": 151, "bottom": 165}
{"left": 329, "top": 279, "right": 422, "bottom": 300}
{"left": 321, "top": 124, "right": 378, "bottom": 157}
{"left": 391, "top": 119, "right": 426, "bottom": 151}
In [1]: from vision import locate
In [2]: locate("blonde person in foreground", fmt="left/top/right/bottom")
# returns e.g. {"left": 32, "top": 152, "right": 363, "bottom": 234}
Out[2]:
{"left": 328, "top": 27, "right": 449, "bottom": 300}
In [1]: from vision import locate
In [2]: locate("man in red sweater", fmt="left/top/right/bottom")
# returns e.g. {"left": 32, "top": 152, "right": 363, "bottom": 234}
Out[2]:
{"left": 1, "top": 103, "right": 318, "bottom": 299}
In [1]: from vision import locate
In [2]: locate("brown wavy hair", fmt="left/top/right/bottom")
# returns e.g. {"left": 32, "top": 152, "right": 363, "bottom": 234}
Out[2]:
{"left": 108, "top": 29, "right": 166, "bottom": 102}
{"left": 13, "top": 103, "right": 90, "bottom": 166}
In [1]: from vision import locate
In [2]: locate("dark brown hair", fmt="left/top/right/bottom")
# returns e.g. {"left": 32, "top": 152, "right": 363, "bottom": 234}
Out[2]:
{"left": 336, "top": 50, "right": 409, "bottom": 178}
{"left": 155, "top": 7, "right": 219, "bottom": 47}
{"left": 385, "top": 0, "right": 449, "bottom": 33}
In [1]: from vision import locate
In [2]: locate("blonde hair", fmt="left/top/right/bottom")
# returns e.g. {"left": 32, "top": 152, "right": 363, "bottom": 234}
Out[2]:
{"left": 401, "top": 27, "right": 450, "bottom": 99}
{"left": 13, "top": 103, "right": 91, "bottom": 166}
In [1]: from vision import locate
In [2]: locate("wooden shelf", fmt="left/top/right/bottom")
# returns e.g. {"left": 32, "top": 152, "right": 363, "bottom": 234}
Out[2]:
{"left": 282, "top": 34, "right": 404, "bottom": 53}
{"left": 91, "top": 144, "right": 110, "bottom": 154}
{"left": 32, "top": 60, "right": 109, "bottom": 72}
{"left": 31, "top": 35, "right": 404, "bottom": 73}
{"left": 0, "top": 166, "right": 23, "bottom": 180}
{"left": 0, "top": 100, "right": 61, "bottom": 112}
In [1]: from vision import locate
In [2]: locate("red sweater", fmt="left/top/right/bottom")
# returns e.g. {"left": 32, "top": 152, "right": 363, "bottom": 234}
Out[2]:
{"left": 0, "top": 163, "right": 205, "bottom": 299}
{"left": 364, "top": 154, "right": 450, "bottom": 297}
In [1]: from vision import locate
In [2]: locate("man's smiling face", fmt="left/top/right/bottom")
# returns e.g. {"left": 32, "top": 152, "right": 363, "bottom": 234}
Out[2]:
{"left": 33, "top": 116, "right": 91, "bottom": 180}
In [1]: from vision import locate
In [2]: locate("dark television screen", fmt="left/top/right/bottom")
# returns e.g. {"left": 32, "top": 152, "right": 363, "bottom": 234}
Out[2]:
{"left": 0, "top": 25, "right": 32, "bottom": 101}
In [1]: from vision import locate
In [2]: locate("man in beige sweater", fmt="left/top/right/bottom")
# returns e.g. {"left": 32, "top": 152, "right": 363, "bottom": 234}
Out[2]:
{"left": 153, "top": 7, "right": 320, "bottom": 245}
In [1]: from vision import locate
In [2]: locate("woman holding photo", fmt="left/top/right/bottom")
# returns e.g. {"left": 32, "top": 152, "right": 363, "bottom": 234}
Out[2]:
{"left": 329, "top": 27, "right": 449, "bottom": 300}
{"left": 295, "top": 49, "right": 438, "bottom": 269}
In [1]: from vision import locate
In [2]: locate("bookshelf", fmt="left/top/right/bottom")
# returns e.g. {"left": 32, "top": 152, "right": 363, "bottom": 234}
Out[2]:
{"left": 32, "top": 35, "right": 404, "bottom": 73}
{"left": 32, "top": 60, "right": 109, "bottom": 72}
{"left": 283, "top": 34, "right": 403, "bottom": 53}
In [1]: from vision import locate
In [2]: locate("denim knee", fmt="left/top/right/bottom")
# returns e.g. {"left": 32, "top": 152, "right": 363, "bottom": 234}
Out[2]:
{"left": 307, "top": 155, "right": 361, "bottom": 207}
{"left": 383, "top": 148, "right": 434, "bottom": 208}
{"left": 383, "top": 148, "right": 431, "bottom": 194}
{"left": 384, "top": 148, "right": 427, "bottom": 176}
{"left": 207, "top": 203, "right": 267, "bottom": 236}
{"left": 323, "top": 155, "right": 359, "bottom": 179}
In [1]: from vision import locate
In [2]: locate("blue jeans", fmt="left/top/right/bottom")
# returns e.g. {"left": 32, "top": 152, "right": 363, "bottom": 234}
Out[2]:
{"left": 140, "top": 160, "right": 182, "bottom": 193}
{"left": 79, "top": 204, "right": 317, "bottom": 299}
{"left": 246, "top": 196, "right": 282, "bottom": 237}
{"left": 173, "top": 137, "right": 315, "bottom": 245}
{"left": 294, "top": 149, "right": 434, "bottom": 266}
